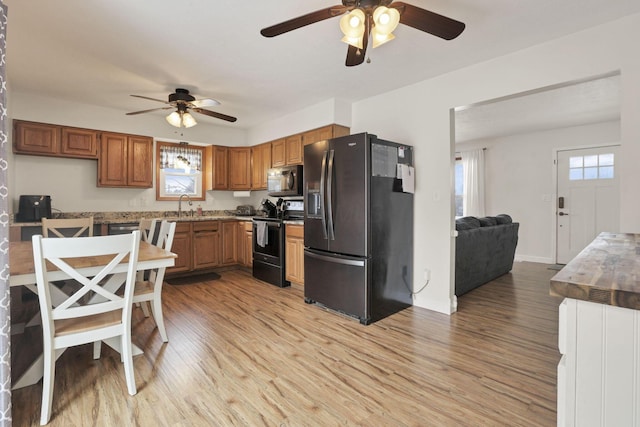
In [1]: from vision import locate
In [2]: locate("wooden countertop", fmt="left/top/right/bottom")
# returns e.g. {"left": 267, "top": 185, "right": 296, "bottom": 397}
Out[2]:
{"left": 550, "top": 232, "right": 640, "bottom": 309}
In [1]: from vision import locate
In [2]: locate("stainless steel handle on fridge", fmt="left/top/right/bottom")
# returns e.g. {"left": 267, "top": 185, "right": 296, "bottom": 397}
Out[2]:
{"left": 305, "top": 250, "right": 365, "bottom": 267}
{"left": 320, "top": 150, "right": 328, "bottom": 239}
{"left": 326, "top": 149, "right": 335, "bottom": 240}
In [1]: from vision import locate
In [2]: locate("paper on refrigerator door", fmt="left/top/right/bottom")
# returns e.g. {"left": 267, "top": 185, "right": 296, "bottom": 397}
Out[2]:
{"left": 396, "top": 164, "right": 415, "bottom": 194}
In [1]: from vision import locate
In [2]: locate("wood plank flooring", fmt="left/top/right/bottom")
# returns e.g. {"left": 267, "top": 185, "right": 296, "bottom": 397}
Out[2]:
{"left": 11, "top": 261, "right": 562, "bottom": 426}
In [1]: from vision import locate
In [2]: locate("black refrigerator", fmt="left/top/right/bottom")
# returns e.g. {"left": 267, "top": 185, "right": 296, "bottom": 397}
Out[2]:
{"left": 303, "top": 132, "right": 414, "bottom": 325}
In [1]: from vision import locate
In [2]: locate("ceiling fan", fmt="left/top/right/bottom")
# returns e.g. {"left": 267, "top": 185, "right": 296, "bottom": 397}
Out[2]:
{"left": 260, "top": 0, "right": 465, "bottom": 67}
{"left": 126, "top": 88, "right": 237, "bottom": 128}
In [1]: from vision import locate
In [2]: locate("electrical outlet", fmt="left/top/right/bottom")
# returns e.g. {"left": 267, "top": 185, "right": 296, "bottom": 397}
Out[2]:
{"left": 424, "top": 268, "right": 430, "bottom": 281}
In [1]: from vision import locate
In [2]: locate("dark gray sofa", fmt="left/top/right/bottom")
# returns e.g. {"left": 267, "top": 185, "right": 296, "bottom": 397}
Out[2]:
{"left": 455, "top": 214, "right": 519, "bottom": 296}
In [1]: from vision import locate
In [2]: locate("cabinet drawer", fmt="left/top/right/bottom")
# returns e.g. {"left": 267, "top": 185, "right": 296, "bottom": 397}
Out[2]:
{"left": 286, "top": 224, "right": 304, "bottom": 238}
{"left": 175, "top": 222, "right": 192, "bottom": 233}
{"left": 193, "top": 221, "right": 219, "bottom": 232}
{"left": 241, "top": 221, "right": 253, "bottom": 232}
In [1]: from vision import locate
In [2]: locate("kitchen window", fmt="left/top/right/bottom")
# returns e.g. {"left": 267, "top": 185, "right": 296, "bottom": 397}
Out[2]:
{"left": 156, "top": 141, "right": 206, "bottom": 201}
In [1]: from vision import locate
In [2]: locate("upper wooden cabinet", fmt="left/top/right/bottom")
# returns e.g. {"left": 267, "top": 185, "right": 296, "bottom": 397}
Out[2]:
{"left": 285, "top": 134, "right": 303, "bottom": 165}
{"left": 271, "top": 139, "right": 286, "bottom": 167}
{"left": 302, "top": 124, "right": 350, "bottom": 146}
{"left": 270, "top": 124, "right": 350, "bottom": 167}
{"left": 13, "top": 120, "right": 98, "bottom": 159}
{"left": 228, "top": 147, "right": 251, "bottom": 190}
{"left": 98, "top": 132, "right": 153, "bottom": 188}
{"left": 205, "top": 145, "right": 229, "bottom": 190}
{"left": 251, "top": 142, "right": 271, "bottom": 190}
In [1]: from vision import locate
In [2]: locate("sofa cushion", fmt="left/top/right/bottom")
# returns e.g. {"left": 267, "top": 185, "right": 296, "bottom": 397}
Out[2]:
{"left": 456, "top": 216, "right": 481, "bottom": 230}
{"left": 478, "top": 216, "right": 498, "bottom": 227}
{"left": 495, "top": 214, "right": 513, "bottom": 224}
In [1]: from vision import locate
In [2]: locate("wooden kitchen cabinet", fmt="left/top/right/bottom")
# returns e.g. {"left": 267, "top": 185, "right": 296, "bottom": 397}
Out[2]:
{"left": 302, "top": 124, "right": 350, "bottom": 146}
{"left": 285, "top": 224, "right": 304, "bottom": 285}
{"left": 228, "top": 147, "right": 252, "bottom": 190}
{"left": 98, "top": 132, "right": 153, "bottom": 188}
{"left": 13, "top": 120, "right": 99, "bottom": 159}
{"left": 220, "top": 220, "right": 237, "bottom": 266}
{"left": 271, "top": 138, "right": 286, "bottom": 167}
{"left": 168, "top": 222, "right": 193, "bottom": 274}
{"left": 237, "top": 220, "right": 253, "bottom": 268}
{"left": 251, "top": 142, "right": 271, "bottom": 190}
{"left": 193, "top": 221, "right": 220, "bottom": 269}
{"left": 205, "top": 145, "right": 229, "bottom": 190}
{"left": 285, "top": 134, "right": 303, "bottom": 165}
{"left": 61, "top": 126, "right": 98, "bottom": 158}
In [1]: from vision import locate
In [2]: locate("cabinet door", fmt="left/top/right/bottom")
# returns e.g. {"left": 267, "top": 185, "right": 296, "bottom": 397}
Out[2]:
{"left": 61, "top": 127, "right": 98, "bottom": 158}
{"left": 213, "top": 146, "right": 229, "bottom": 190}
{"left": 271, "top": 139, "right": 286, "bottom": 167}
{"left": 251, "top": 142, "right": 271, "bottom": 190}
{"left": 127, "top": 135, "right": 153, "bottom": 187}
{"left": 228, "top": 147, "right": 251, "bottom": 190}
{"left": 285, "top": 134, "right": 303, "bottom": 165}
{"left": 245, "top": 229, "right": 253, "bottom": 267}
{"left": 98, "top": 132, "right": 128, "bottom": 187}
{"left": 193, "top": 221, "right": 220, "bottom": 269}
{"left": 221, "top": 221, "right": 237, "bottom": 265}
{"left": 13, "top": 120, "right": 60, "bottom": 156}
{"left": 285, "top": 225, "right": 304, "bottom": 284}
{"left": 237, "top": 222, "right": 246, "bottom": 266}
{"left": 168, "top": 223, "right": 192, "bottom": 274}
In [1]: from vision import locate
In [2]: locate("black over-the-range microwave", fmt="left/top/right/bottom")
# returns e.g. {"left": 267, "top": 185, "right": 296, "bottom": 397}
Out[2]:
{"left": 267, "top": 165, "right": 303, "bottom": 197}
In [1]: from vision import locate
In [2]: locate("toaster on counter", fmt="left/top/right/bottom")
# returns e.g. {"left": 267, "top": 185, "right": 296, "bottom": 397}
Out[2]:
{"left": 235, "top": 205, "right": 256, "bottom": 216}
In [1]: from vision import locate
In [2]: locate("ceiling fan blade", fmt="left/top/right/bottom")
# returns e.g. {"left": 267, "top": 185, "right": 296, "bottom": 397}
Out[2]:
{"left": 261, "top": 5, "right": 349, "bottom": 37}
{"left": 192, "top": 107, "right": 237, "bottom": 123}
{"left": 130, "top": 94, "right": 170, "bottom": 104}
{"left": 191, "top": 98, "right": 221, "bottom": 108}
{"left": 126, "top": 107, "right": 172, "bottom": 115}
{"left": 391, "top": 2, "right": 465, "bottom": 40}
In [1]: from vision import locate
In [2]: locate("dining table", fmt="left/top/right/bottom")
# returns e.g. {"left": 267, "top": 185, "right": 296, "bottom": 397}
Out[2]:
{"left": 9, "top": 239, "right": 177, "bottom": 390}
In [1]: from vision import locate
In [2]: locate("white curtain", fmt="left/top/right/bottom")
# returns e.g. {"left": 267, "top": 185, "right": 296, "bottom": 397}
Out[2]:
{"left": 461, "top": 149, "right": 485, "bottom": 217}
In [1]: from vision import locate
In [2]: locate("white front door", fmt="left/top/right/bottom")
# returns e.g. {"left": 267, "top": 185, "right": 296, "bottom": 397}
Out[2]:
{"left": 556, "top": 146, "right": 620, "bottom": 264}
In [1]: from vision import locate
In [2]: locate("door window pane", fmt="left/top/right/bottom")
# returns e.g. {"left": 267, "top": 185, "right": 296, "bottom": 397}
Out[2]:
{"left": 569, "top": 168, "right": 583, "bottom": 181}
{"left": 599, "top": 153, "right": 614, "bottom": 166}
{"left": 584, "top": 155, "right": 598, "bottom": 167}
{"left": 569, "top": 156, "right": 583, "bottom": 168}
{"left": 584, "top": 167, "right": 598, "bottom": 180}
{"left": 599, "top": 166, "right": 614, "bottom": 179}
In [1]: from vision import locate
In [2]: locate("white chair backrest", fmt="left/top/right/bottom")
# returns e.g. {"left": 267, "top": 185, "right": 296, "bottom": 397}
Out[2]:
{"left": 32, "top": 231, "right": 141, "bottom": 335}
{"left": 138, "top": 218, "right": 158, "bottom": 244}
{"left": 156, "top": 221, "right": 176, "bottom": 252}
{"left": 42, "top": 217, "right": 94, "bottom": 238}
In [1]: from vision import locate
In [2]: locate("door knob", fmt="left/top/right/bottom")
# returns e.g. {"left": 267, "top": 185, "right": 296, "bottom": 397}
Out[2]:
{"left": 558, "top": 212, "right": 569, "bottom": 216}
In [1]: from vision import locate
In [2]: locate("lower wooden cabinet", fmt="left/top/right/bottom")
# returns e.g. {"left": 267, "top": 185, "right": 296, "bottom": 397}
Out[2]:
{"left": 193, "top": 221, "right": 220, "bottom": 269}
{"left": 237, "top": 220, "right": 253, "bottom": 268}
{"left": 168, "top": 222, "right": 193, "bottom": 274}
{"left": 285, "top": 224, "right": 304, "bottom": 285}
{"left": 220, "top": 220, "right": 237, "bottom": 265}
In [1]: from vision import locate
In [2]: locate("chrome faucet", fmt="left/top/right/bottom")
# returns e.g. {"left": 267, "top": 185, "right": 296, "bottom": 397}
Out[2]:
{"left": 178, "top": 194, "right": 193, "bottom": 218}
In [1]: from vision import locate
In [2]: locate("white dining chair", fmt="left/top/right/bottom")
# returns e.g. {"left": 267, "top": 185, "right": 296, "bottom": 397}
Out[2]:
{"left": 32, "top": 231, "right": 141, "bottom": 425}
{"left": 138, "top": 218, "right": 158, "bottom": 244}
{"left": 41, "top": 217, "right": 94, "bottom": 238}
{"left": 133, "top": 220, "right": 176, "bottom": 342}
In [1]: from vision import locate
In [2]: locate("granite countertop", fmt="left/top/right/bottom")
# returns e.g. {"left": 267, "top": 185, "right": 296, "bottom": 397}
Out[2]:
{"left": 550, "top": 232, "right": 640, "bottom": 310}
{"left": 11, "top": 210, "right": 255, "bottom": 226}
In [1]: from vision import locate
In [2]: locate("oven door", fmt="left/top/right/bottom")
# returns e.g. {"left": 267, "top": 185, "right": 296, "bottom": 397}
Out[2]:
{"left": 252, "top": 219, "right": 283, "bottom": 265}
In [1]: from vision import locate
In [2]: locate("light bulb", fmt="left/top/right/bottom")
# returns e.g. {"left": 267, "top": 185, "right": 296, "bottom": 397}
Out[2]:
{"left": 340, "top": 9, "right": 366, "bottom": 48}
{"left": 166, "top": 111, "right": 182, "bottom": 127}
{"left": 182, "top": 112, "right": 197, "bottom": 128}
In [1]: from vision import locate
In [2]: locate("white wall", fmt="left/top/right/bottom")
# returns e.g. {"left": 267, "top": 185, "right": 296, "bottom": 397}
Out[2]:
{"left": 351, "top": 13, "right": 640, "bottom": 314}
{"left": 8, "top": 92, "right": 254, "bottom": 214}
{"left": 457, "top": 120, "right": 620, "bottom": 264}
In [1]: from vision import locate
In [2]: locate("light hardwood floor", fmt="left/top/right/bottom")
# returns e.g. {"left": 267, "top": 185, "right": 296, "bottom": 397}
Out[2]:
{"left": 11, "top": 262, "right": 562, "bottom": 426}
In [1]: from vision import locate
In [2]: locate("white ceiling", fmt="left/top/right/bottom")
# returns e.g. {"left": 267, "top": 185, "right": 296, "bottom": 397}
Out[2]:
{"left": 454, "top": 74, "right": 621, "bottom": 143}
{"left": 4, "top": 0, "right": 639, "bottom": 132}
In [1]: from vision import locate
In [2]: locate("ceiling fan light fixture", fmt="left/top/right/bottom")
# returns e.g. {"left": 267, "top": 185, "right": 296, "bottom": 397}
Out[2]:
{"left": 372, "top": 28, "right": 396, "bottom": 48}
{"left": 371, "top": 6, "right": 399, "bottom": 48}
{"left": 340, "top": 9, "right": 366, "bottom": 48}
{"left": 166, "top": 111, "right": 182, "bottom": 127}
{"left": 182, "top": 112, "right": 197, "bottom": 128}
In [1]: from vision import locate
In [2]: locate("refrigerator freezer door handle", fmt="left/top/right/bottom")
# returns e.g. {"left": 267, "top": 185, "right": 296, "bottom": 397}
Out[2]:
{"left": 320, "top": 150, "right": 328, "bottom": 240}
{"left": 327, "top": 149, "right": 336, "bottom": 240}
{"left": 305, "top": 250, "right": 365, "bottom": 267}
